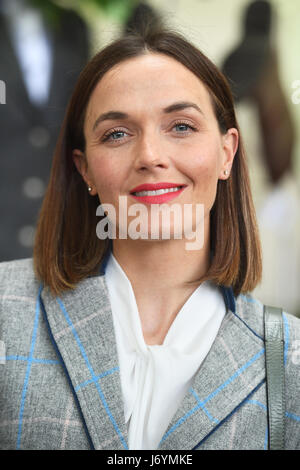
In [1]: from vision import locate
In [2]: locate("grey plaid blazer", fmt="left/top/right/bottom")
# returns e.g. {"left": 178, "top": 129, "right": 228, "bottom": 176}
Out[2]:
{"left": 1, "top": 258, "right": 300, "bottom": 450}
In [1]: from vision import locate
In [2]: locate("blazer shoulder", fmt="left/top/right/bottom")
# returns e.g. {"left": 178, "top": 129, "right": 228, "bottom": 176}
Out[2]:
{"left": 234, "top": 291, "right": 300, "bottom": 340}
{"left": 234, "top": 293, "right": 300, "bottom": 405}
{"left": 0, "top": 258, "right": 40, "bottom": 296}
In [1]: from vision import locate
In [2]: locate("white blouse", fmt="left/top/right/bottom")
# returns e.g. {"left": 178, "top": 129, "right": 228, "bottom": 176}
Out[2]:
{"left": 105, "top": 253, "right": 226, "bottom": 450}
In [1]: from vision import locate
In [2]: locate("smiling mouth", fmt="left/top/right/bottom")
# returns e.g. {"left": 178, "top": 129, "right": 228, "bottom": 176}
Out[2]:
{"left": 129, "top": 185, "right": 186, "bottom": 204}
{"left": 131, "top": 186, "right": 184, "bottom": 197}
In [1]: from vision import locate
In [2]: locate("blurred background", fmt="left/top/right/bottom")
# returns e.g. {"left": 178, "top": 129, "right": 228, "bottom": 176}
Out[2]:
{"left": 0, "top": 0, "right": 299, "bottom": 317}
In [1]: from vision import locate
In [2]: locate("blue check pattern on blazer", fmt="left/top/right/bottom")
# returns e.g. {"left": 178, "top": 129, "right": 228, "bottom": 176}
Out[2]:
{"left": 0, "top": 257, "right": 300, "bottom": 450}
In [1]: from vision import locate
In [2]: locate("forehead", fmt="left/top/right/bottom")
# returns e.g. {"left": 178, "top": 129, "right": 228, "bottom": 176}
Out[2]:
{"left": 85, "top": 53, "right": 213, "bottom": 128}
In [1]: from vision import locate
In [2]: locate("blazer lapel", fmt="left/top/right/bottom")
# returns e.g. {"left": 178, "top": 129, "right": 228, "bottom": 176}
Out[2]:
{"left": 39, "top": 273, "right": 129, "bottom": 450}
{"left": 157, "top": 298, "right": 266, "bottom": 450}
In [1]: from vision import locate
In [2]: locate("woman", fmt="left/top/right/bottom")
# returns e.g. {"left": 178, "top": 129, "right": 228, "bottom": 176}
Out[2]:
{"left": 1, "top": 24, "right": 299, "bottom": 450}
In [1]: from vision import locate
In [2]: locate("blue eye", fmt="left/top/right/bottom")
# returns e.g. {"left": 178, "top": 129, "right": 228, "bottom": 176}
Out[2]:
{"left": 102, "top": 129, "right": 126, "bottom": 142}
{"left": 174, "top": 122, "right": 196, "bottom": 133}
{"left": 101, "top": 121, "right": 197, "bottom": 143}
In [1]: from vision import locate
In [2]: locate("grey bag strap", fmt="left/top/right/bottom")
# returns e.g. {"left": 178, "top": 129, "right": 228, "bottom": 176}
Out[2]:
{"left": 263, "top": 305, "right": 285, "bottom": 450}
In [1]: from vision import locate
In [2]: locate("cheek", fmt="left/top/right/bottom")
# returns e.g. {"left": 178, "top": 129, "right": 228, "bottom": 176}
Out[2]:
{"left": 89, "top": 157, "right": 126, "bottom": 203}
{"left": 184, "top": 148, "right": 220, "bottom": 193}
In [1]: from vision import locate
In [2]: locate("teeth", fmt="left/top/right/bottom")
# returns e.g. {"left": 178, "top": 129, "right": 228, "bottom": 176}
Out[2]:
{"left": 133, "top": 186, "right": 182, "bottom": 197}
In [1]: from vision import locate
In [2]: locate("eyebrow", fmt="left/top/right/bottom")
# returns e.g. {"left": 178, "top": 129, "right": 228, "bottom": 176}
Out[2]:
{"left": 92, "top": 101, "right": 204, "bottom": 132}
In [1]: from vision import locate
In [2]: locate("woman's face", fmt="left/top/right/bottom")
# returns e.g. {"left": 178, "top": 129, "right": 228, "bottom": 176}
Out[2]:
{"left": 73, "top": 53, "right": 238, "bottom": 242}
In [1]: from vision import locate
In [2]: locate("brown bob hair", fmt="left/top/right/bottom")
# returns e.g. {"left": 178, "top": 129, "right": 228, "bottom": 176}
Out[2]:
{"left": 33, "top": 23, "right": 262, "bottom": 297}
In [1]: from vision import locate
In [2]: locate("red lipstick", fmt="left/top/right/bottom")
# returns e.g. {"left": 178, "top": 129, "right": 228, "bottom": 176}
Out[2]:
{"left": 129, "top": 182, "right": 187, "bottom": 205}
{"left": 130, "top": 182, "right": 185, "bottom": 193}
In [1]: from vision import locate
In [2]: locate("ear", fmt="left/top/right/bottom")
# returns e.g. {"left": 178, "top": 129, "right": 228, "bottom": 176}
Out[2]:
{"left": 219, "top": 128, "right": 239, "bottom": 180}
{"left": 72, "top": 149, "right": 97, "bottom": 196}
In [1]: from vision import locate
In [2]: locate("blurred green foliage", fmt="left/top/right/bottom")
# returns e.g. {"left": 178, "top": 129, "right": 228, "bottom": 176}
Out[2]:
{"left": 29, "top": 0, "right": 140, "bottom": 24}
{"left": 87, "top": 0, "right": 139, "bottom": 22}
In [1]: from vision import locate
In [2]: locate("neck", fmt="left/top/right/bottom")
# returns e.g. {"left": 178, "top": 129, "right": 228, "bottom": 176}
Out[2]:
{"left": 110, "top": 223, "right": 211, "bottom": 345}
{"left": 112, "top": 225, "right": 210, "bottom": 293}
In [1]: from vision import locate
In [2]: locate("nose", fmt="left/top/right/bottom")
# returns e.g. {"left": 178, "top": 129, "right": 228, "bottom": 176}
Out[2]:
{"left": 133, "top": 130, "right": 170, "bottom": 171}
